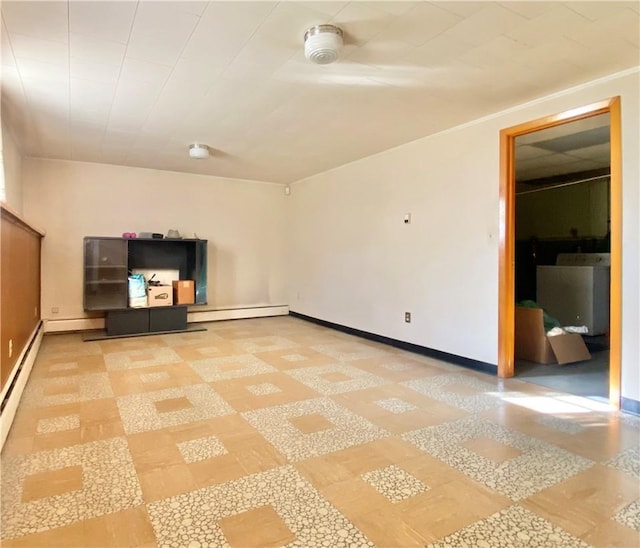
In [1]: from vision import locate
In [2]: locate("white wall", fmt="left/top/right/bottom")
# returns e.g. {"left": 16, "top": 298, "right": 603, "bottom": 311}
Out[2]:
{"left": 1, "top": 121, "right": 23, "bottom": 213}
{"left": 288, "top": 68, "right": 639, "bottom": 402}
{"left": 22, "top": 159, "right": 288, "bottom": 321}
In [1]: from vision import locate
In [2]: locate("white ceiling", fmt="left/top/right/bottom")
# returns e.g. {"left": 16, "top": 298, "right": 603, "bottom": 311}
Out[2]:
{"left": 516, "top": 112, "right": 610, "bottom": 182}
{"left": 1, "top": 1, "right": 638, "bottom": 184}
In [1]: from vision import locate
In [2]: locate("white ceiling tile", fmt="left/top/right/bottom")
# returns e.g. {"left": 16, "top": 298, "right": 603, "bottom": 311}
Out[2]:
{"left": 298, "top": 2, "right": 348, "bottom": 18}
{"left": 126, "top": 2, "right": 201, "bottom": 65}
{"left": 70, "top": 78, "right": 114, "bottom": 125}
{"left": 441, "top": 3, "right": 528, "bottom": 47}
{"left": 130, "top": 3, "right": 198, "bottom": 42}
{"left": 505, "top": 5, "right": 589, "bottom": 47}
{"left": 566, "top": 144, "right": 611, "bottom": 164}
{"left": 1, "top": 1, "right": 68, "bottom": 43}
{"left": 162, "top": 57, "right": 224, "bottom": 99}
{"left": 69, "top": 33, "right": 126, "bottom": 66}
{"left": 375, "top": 3, "right": 463, "bottom": 46}
{"left": 0, "top": 65, "right": 23, "bottom": 95}
{"left": 70, "top": 57, "right": 121, "bottom": 85}
{"left": 515, "top": 144, "right": 556, "bottom": 161}
{"left": 565, "top": 2, "right": 633, "bottom": 22}
{"left": 181, "top": 2, "right": 276, "bottom": 62}
{"left": 9, "top": 33, "right": 68, "bottom": 65}
{"left": 372, "top": 2, "right": 416, "bottom": 17}
{"left": 120, "top": 57, "right": 172, "bottom": 86}
{"left": 457, "top": 35, "right": 530, "bottom": 70}
{"left": 22, "top": 78, "right": 69, "bottom": 111}
{"left": 176, "top": 2, "right": 209, "bottom": 18}
{"left": 331, "top": 3, "right": 400, "bottom": 46}
{"left": 400, "top": 33, "right": 474, "bottom": 68}
{"left": 434, "top": 1, "right": 485, "bottom": 18}
{"left": 1, "top": 19, "right": 17, "bottom": 67}
{"left": 1, "top": 1, "right": 637, "bottom": 183}
{"left": 69, "top": 1, "right": 137, "bottom": 44}
{"left": 102, "top": 129, "right": 137, "bottom": 149}
{"left": 346, "top": 38, "right": 414, "bottom": 66}
{"left": 499, "top": 2, "right": 555, "bottom": 20}
{"left": 14, "top": 56, "right": 68, "bottom": 83}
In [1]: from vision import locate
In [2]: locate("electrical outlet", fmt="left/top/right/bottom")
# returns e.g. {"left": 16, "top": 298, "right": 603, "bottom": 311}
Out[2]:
{"left": 403, "top": 213, "right": 411, "bottom": 224}
{"left": 405, "top": 312, "right": 411, "bottom": 323}
{"left": 51, "top": 307, "right": 59, "bottom": 314}
{"left": 9, "top": 339, "right": 13, "bottom": 358}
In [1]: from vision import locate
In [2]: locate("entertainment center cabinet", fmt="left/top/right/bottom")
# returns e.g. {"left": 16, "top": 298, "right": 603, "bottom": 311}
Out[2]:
{"left": 83, "top": 237, "right": 207, "bottom": 338}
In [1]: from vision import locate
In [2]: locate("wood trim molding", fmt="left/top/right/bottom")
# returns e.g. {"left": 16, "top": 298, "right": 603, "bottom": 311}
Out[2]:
{"left": 0, "top": 202, "right": 46, "bottom": 237}
{"left": 498, "top": 97, "right": 621, "bottom": 409}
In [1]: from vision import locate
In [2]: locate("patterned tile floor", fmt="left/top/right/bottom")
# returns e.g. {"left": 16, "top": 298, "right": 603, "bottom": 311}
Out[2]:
{"left": 1, "top": 316, "right": 639, "bottom": 547}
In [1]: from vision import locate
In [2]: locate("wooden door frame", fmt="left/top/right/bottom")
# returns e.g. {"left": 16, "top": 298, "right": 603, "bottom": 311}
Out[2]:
{"left": 498, "top": 96, "right": 622, "bottom": 409}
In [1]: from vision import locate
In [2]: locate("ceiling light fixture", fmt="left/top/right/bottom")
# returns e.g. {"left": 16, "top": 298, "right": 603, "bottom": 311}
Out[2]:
{"left": 189, "top": 143, "right": 210, "bottom": 159}
{"left": 304, "top": 24, "right": 343, "bottom": 65}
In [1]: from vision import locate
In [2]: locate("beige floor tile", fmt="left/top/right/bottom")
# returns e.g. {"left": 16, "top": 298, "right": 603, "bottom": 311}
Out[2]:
{"left": 333, "top": 383, "right": 467, "bottom": 433}
{"left": 580, "top": 514, "right": 640, "bottom": 547}
{"left": 2, "top": 507, "right": 156, "bottom": 548}
{"left": 253, "top": 346, "right": 336, "bottom": 370}
{"left": 219, "top": 505, "right": 296, "bottom": 547}
{"left": 522, "top": 464, "right": 640, "bottom": 537}
{"left": 4, "top": 317, "right": 638, "bottom": 548}
{"left": 21, "top": 465, "right": 84, "bottom": 502}
{"left": 209, "top": 371, "right": 317, "bottom": 412}
{"left": 108, "top": 362, "right": 203, "bottom": 396}
{"left": 290, "top": 413, "right": 334, "bottom": 434}
{"left": 173, "top": 339, "right": 246, "bottom": 361}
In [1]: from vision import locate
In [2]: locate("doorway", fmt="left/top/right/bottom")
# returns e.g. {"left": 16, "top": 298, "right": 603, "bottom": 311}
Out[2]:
{"left": 498, "top": 97, "right": 621, "bottom": 409}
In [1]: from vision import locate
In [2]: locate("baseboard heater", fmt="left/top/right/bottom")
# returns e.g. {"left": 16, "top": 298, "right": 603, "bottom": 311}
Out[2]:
{"left": 1, "top": 321, "right": 44, "bottom": 451}
{"left": 44, "top": 305, "right": 290, "bottom": 333}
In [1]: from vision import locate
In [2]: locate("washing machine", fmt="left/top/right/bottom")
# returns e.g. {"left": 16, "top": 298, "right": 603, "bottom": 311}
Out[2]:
{"left": 536, "top": 253, "right": 610, "bottom": 335}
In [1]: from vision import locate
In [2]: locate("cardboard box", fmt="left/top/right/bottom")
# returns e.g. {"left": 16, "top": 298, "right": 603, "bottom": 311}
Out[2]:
{"left": 172, "top": 280, "right": 195, "bottom": 305}
{"left": 147, "top": 285, "right": 173, "bottom": 307}
{"left": 515, "top": 306, "right": 591, "bottom": 365}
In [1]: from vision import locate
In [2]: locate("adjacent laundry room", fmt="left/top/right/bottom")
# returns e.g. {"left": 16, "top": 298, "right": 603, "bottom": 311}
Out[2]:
{"left": 513, "top": 113, "right": 612, "bottom": 403}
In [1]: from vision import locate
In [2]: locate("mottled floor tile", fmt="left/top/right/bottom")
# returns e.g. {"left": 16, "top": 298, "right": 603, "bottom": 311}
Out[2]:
{"left": 147, "top": 465, "right": 374, "bottom": 547}
{"left": 374, "top": 397, "right": 417, "bottom": 414}
{"left": 188, "top": 354, "right": 277, "bottom": 381}
{"left": 242, "top": 397, "right": 389, "bottom": 461}
{"left": 403, "top": 416, "right": 593, "bottom": 500}
{"left": 606, "top": 445, "right": 640, "bottom": 478}
{"left": 612, "top": 499, "right": 640, "bottom": 531}
{"left": 1, "top": 438, "right": 143, "bottom": 540}
{"left": 311, "top": 341, "right": 387, "bottom": 362}
{"left": 18, "top": 373, "right": 113, "bottom": 407}
{"left": 361, "top": 464, "right": 428, "bottom": 503}
{"left": 116, "top": 384, "right": 235, "bottom": 434}
{"left": 427, "top": 505, "right": 590, "bottom": 548}
{"left": 403, "top": 374, "right": 504, "bottom": 413}
{"left": 177, "top": 435, "right": 228, "bottom": 464}
{"left": 104, "top": 347, "right": 182, "bottom": 371}
{"left": 287, "top": 363, "right": 387, "bottom": 395}
{"left": 5, "top": 317, "right": 638, "bottom": 548}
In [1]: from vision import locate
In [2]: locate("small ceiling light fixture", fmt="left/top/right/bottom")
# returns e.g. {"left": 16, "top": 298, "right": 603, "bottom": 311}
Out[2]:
{"left": 189, "top": 143, "right": 210, "bottom": 159}
{"left": 304, "top": 24, "right": 343, "bottom": 65}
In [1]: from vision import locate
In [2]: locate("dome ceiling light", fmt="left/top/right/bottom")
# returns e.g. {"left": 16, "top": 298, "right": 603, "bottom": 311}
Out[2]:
{"left": 304, "top": 24, "right": 343, "bottom": 65}
{"left": 189, "top": 144, "right": 210, "bottom": 159}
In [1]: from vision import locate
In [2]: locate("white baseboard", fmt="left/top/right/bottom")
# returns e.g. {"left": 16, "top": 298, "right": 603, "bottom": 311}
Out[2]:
{"left": 44, "top": 317, "right": 105, "bottom": 333}
{"left": 43, "top": 306, "right": 290, "bottom": 333}
{"left": 188, "top": 305, "right": 289, "bottom": 323}
{"left": 1, "top": 322, "right": 44, "bottom": 452}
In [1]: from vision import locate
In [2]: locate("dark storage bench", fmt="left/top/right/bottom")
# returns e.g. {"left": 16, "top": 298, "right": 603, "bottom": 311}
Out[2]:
{"left": 105, "top": 305, "right": 188, "bottom": 336}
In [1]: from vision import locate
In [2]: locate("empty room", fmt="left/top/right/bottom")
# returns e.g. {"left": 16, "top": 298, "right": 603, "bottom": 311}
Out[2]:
{"left": 1, "top": 1, "right": 639, "bottom": 547}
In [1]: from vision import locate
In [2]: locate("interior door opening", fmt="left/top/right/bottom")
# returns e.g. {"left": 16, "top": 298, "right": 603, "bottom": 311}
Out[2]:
{"left": 498, "top": 98, "right": 621, "bottom": 409}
